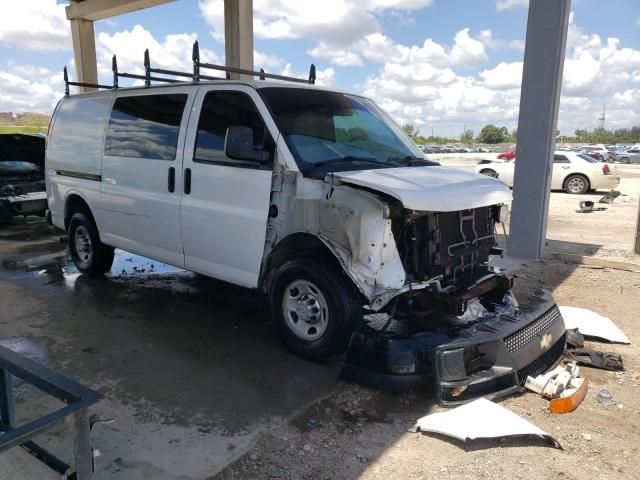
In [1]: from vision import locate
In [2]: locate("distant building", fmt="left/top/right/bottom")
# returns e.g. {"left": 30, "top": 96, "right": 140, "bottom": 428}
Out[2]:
{"left": 0, "top": 112, "right": 15, "bottom": 124}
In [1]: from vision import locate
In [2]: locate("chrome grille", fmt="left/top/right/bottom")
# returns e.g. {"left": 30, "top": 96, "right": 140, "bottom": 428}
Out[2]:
{"left": 503, "top": 306, "right": 561, "bottom": 353}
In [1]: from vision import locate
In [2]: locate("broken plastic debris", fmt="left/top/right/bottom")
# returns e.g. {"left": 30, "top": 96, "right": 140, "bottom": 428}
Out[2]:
{"left": 596, "top": 389, "right": 617, "bottom": 406}
{"left": 524, "top": 362, "right": 587, "bottom": 413}
{"left": 559, "top": 306, "right": 630, "bottom": 344}
{"left": 524, "top": 362, "right": 581, "bottom": 398}
{"left": 415, "top": 398, "right": 561, "bottom": 448}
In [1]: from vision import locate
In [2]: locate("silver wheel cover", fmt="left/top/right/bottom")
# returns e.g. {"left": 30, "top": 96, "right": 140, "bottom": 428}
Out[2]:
{"left": 282, "top": 279, "right": 329, "bottom": 341}
{"left": 74, "top": 225, "right": 93, "bottom": 268}
{"left": 567, "top": 176, "right": 585, "bottom": 193}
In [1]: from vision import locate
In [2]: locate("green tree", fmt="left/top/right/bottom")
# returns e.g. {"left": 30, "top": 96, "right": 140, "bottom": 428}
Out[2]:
{"left": 460, "top": 129, "right": 474, "bottom": 143}
{"left": 402, "top": 123, "right": 420, "bottom": 139}
{"left": 478, "top": 124, "right": 506, "bottom": 144}
{"left": 574, "top": 129, "right": 588, "bottom": 141}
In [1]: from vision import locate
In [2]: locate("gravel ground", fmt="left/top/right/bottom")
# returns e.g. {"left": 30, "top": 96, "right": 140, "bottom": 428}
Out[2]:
{"left": 213, "top": 260, "right": 640, "bottom": 480}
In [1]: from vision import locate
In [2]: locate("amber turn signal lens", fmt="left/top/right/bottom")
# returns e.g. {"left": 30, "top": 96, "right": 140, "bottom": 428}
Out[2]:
{"left": 549, "top": 377, "right": 588, "bottom": 414}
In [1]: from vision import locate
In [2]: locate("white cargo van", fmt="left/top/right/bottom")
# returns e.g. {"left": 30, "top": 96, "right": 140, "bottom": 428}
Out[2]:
{"left": 46, "top": 51, "right": 566, "bottom": 403}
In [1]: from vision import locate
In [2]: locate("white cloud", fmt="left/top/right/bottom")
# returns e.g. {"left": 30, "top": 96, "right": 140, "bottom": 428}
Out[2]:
{"left": 360, "top": 14, "right": 640, "bottom": 137}
{"left": 476, "top": 30, "right": 525, "bottom": 52}
{"left": 479, "top": 62, "right": 523, "bottom": 89}
{"left": 0, "top": 66, "right": 61, "bottom": 113}
{"left": 0, "top": 0, "right": 70, "bottom": 51}
{"left": 96, "top": 25, "right": 221, "bottom": 82}
{"left": 450, "top": 28, "right": 488, "bottom": 68}
{"left": 496, "top": 0, "right": 528, "bottom": 11}
{"left": 307, "top": 43, "right": 365, "bottom": 67}
{"left": 307, "top": 27, "right": 489, "bottom": 69}
{"left": 254, "top": 50, "right": 284, "bottom": 69}
{"left": 0, "top": 25, "right": 226, "bottom": 112}
{"left": 199, "top": 0, "right": 432, "bottom": 66}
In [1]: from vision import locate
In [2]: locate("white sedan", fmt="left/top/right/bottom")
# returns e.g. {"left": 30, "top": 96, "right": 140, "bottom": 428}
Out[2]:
{"left": 475, "top": 151, "right": 620, "bottom": 194}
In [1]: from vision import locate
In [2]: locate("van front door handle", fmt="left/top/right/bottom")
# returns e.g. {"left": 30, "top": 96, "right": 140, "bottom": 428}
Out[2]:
{"left": 168, "top": 167, "right": 175, "bottom": 192}
{"left": 184, "top": 168, "right": 191, "bottom": 195}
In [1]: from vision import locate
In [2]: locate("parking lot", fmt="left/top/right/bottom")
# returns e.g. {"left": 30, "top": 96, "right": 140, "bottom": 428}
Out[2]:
{"left": 0, "top": 158, "right": 639, "bottom": 479}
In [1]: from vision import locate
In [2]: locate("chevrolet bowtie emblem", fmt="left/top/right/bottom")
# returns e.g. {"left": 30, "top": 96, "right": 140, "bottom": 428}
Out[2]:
{"left": 540, "top": 333, "right": 553, "bottom": 350}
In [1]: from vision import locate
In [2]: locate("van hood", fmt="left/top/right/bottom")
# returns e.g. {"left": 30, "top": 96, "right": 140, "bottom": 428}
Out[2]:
{"left": 332, "top": 165, "right": 512, "bottom": 212}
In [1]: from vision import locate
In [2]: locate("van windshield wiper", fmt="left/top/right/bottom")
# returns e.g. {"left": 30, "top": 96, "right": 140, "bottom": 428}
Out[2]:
{"left": 308, "top": 156, "right": 398, "bottom": 170}
{"left": 387, "top": 155, "right": 425, "bottom": 166}
{"left": 388, "top": 155, "right": 439, "bottom": 167}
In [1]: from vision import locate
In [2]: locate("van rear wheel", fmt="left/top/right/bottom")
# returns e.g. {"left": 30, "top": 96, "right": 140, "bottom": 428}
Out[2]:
{"left": 269, "top": 258, "right": 362, "bottom": 362}
{"left": 68, "top": 212, "right": 114, "bottom": 276}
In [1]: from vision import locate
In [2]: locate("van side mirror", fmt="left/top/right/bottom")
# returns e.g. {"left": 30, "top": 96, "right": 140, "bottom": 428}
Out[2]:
{"left": 224, "top": 126, "right": 270, "bottom": 164}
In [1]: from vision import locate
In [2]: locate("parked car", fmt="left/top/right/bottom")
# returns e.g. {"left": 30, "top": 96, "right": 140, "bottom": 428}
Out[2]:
{"left": 582, "top": 145, "right": 613, "bottom": 162}
{"left": 475, "top": 151, "right": 620, "bottom": 194}
{"left": 497, "top": 149, "right": 516, "bottom": 160}
{"left": 47, "top": 70, "right": 567, "bottom": 403}
{"left": 614, "top": 149, "right": 640, "bottom": 164}
{"left": 0, "top": 133, "right": 47, "bottom": 218}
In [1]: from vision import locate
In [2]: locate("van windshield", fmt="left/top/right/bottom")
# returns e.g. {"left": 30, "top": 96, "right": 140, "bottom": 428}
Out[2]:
{"left": 259, "top": 87, "right": 430, "bottom": 175}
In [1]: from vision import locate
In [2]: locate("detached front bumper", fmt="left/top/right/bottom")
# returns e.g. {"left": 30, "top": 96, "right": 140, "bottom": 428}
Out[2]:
{"left": 341, "top": 289, "right": 566, "bottom": 406}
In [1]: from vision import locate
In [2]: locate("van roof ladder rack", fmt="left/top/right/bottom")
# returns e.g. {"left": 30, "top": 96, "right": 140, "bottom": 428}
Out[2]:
{"left": 63, "top": 66, "right": 113, "bottom": 96}
{"left": 63, "top": 41, "right": 316, "bottom": 95}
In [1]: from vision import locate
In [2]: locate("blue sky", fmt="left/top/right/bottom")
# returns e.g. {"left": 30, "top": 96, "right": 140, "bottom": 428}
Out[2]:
{"left": 0, "top": 0, "right": 638, "bottom": 137}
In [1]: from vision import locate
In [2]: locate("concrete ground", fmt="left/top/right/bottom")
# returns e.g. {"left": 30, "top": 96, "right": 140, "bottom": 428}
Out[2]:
{"left": 0, "top": 155, "right": 638, "bottom": 479}
{"left": 0, "top": 227, "right": 340, "bottom": 479}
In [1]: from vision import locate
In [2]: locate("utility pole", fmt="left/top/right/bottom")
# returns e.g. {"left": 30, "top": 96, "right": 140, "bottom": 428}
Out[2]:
{"left": 598, "top": 103, "right": 606, "bottom": 130}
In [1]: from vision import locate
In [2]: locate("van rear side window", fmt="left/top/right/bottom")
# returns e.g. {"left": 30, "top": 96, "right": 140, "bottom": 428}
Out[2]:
{"left": 104, "top": 94, "right": 187, "bottom": 160}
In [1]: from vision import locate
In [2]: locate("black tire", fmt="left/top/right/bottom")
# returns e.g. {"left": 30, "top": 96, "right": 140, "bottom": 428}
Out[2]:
{"left": 564, "top": 174, "right": 589, "bottom": 194}
{"left": 480, "top": 168, "right": 498, "bottom": 178}
{"left": 621, "top": 157, "right": 630, "bottom": 164}
{"left": 269, "top": 258, "right": 362, "bottom": 362}
{"left": 68, "top": 212, "right": 114, "bottom": 276}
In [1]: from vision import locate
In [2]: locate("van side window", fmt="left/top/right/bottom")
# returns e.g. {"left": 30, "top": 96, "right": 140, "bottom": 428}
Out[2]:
{"left": 104, "top": 94, "right": 187, "bottom": 160}
{"left": 194, "top": 91, "right": 272, "bottom": 167}
{"left": 553, "top": 154, "right": 570, "bottom": 163}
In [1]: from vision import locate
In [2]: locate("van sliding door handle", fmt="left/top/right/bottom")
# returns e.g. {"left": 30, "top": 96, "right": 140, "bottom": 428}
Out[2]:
{"left": 184, "top": 168, "right": 191, "bottom": 195}
{"left": 168, "top": 167, "right": 175, "bottom": 192}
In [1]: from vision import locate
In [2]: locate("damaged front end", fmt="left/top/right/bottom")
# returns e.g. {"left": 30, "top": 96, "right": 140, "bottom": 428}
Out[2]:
{"left": 264, "top": 166, "right": 566, "bottom": 405}
{"left": 322, "top": 181, "right": 567, "bottom": 405}
{"left": 342, "top": 289, "right": 566, "bottom": 405}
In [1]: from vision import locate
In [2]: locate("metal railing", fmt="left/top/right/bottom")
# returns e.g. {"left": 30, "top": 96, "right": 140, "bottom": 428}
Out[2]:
{"left": 0, "top": 344, "right": 103, "bottom": 479}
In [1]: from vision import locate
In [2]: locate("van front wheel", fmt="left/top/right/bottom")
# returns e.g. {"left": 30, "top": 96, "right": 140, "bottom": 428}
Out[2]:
{"left": 269, "top": 258, "right": 362, "bottom": 362}
{"left": 68, "top": 212, "right": 114, "bottom": 276}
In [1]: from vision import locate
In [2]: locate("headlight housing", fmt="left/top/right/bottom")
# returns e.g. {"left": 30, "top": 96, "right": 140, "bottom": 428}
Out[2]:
{"left": 438, "top": 348, "right": 466, "bottom": 381}
{"left": 438, "top": 346, "right": 483, "bottom": 382}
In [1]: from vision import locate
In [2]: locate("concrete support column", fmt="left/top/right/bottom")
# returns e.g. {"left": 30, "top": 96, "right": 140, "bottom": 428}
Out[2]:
{"left": 224, "top": 0, "right": 253, "bottom": 80}
{"left": 508, "top": 0, "right": 571, "bottom": 259}
{"left": 70, "top": 19, "right": 98, "bottom": 92}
